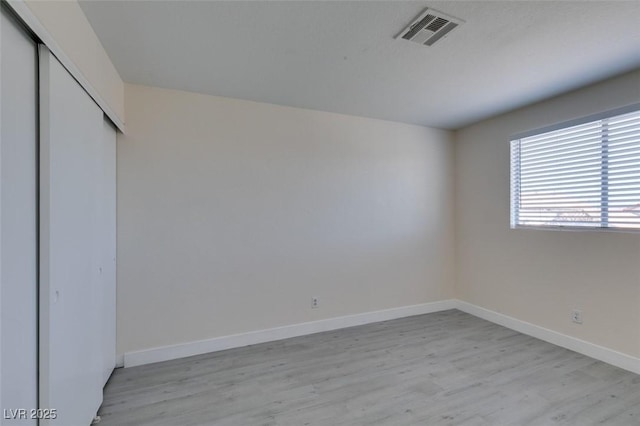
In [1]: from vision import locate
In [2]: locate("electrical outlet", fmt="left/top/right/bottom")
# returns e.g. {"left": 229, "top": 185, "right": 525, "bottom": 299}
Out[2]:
{"left": 311, "top": 297, "right": 319, "bottom": 309}
{"left": 572, "top": 309, "right": 583, "bottom": 324}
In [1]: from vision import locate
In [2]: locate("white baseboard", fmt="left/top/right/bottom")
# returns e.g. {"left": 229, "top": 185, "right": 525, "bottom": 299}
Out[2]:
{"left": 122, "top": 299, "right": 639, "bottom": 375}
{"left": 123, "top": 299, "right": 457, "bottom": 367}
{"left": 115, "top": 355, "right": 125, "bottom": 368}
{"left": 455, "top": 300, "right": 640, "bottom": 376}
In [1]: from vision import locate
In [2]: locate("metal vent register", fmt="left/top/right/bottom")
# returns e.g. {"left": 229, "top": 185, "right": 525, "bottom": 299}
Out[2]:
{"left": 397, "top": 8, "right": 464, "bottom": 47}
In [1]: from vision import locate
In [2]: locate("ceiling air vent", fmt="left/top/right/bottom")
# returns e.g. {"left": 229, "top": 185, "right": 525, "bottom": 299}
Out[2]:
{"left": 397, "top": 8, "right": 464, "bottom": 46}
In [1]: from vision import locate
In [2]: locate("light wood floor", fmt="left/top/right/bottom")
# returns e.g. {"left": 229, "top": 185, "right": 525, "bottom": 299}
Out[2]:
{"left": 99, "top": 310, "right": 640, "bottom": 425}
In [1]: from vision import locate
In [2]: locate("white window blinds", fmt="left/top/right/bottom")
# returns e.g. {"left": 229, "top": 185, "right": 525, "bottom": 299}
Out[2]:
{"left": 510, "top": 106, "right": 640, "bottom": 231}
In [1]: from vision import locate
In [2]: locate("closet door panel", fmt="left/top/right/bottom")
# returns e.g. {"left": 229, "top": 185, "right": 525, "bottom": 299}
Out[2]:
{"left": 100, "top": 118, "right": 117, "bottom": 386}
{"left": 0, "top": 8, "right": 38, "bottom": 425}
{"left": 39, "top": 47, "right": 104, "bottom": 426}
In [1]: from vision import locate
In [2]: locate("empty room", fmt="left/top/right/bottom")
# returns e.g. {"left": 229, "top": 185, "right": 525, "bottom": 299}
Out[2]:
{"left": 1, "top": 0, "right": 639, "bottom": 425}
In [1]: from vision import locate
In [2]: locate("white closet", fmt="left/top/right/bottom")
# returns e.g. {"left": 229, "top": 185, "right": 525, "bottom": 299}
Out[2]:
{"left": 1, "top": 8, "right": 38, "bottom": 426}
{"left": 99, "top": 119, "right": 117, "bottom": 388}
{"left": 39, "top": 48, "right": 117, "bottom": 426}
{"left": 1, "top": 8, "right": 117, "bottom": 426}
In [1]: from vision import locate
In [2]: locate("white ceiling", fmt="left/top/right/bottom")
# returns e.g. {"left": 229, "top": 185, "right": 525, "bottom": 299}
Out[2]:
{"left": 79, "top": 1, "right": 640, "bottom": 129}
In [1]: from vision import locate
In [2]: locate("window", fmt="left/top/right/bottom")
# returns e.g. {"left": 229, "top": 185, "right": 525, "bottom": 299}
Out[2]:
{"left": 510, "top": 105, "right": 640, "bottom": 231}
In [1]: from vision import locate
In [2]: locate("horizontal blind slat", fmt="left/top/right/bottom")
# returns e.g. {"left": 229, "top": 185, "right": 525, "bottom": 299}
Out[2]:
{"left": 520, "top": 179, "right": 640, "bottom": 190}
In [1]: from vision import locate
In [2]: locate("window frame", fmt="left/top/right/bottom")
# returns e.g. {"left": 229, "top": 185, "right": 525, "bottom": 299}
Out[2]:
{"left": 510, "top": 103, "right": 640, "bottom": 233}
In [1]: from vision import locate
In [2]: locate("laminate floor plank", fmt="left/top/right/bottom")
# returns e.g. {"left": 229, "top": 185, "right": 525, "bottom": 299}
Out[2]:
{"left": 99, "top": 310, "right": 640, "bottom": 425}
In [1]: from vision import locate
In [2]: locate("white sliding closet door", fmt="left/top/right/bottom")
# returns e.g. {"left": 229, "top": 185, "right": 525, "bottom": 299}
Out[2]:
{"left": 39, "top": 47, "right": 107, "bottom": 426}
{"left": 1, "top": 8, "right": 38, "bottom": 425}
{"left": 99, "top": 118, "right": 117, "bottom": 386}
